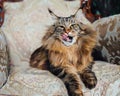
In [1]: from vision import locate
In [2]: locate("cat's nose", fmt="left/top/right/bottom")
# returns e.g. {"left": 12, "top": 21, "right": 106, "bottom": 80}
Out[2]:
{"left": 66, "top": 29, "right": 71, "bottom": 33}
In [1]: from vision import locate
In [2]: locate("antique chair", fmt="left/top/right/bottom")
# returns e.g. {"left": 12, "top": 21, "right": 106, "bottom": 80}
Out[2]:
{"left": 0, "top": 0, "right": 120, "bottom": 96}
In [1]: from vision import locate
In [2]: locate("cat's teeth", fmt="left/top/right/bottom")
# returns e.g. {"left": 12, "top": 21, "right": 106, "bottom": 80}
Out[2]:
{"left": 62, "top": 33, "right": 73, "bottom": 42}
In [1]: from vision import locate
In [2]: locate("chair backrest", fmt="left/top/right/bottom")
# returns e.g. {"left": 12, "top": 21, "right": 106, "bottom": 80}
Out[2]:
{"left": 0, "top": 0, "right": 23, "bottom": 27}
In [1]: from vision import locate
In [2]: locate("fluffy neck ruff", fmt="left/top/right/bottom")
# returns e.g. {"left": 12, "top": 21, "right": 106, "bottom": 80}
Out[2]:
{"left": 41, "top": 25, "right": 97, "bottom": 68}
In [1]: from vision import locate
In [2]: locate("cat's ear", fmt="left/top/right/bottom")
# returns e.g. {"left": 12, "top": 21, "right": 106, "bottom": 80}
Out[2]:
{"left": 48, "top": 9, "right": 59, "bottom": 20}
{"left": 72, "top": 7, "right": 81, "bottom": 17}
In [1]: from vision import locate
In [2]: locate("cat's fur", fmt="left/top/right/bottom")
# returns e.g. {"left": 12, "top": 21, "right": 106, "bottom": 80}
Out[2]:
{"left": 30, "top": 9, "right": 97, "bottom": 96}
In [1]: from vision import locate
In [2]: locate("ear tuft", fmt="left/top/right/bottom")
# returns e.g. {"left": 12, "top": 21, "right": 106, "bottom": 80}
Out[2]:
{"left": 73, "top": 7, "right": 81, "bottom": 17}
{"left": 48, "top": 8, "right": 53, "bottom": 14}
{"left": 48, "top": 8, "right": 59, "bottom": 20}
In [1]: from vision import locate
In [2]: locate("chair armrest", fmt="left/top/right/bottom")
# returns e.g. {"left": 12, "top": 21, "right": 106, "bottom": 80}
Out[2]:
{"left": 0, "top": 29, "right": 9, "bottom": 88}
{"left": 93, "top": 14, "right": 120, "bottom": 65}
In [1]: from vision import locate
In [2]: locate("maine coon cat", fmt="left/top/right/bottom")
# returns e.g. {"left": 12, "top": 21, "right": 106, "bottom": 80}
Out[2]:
{"left": 30, "top": 8, "right": 97, "bottom": 96}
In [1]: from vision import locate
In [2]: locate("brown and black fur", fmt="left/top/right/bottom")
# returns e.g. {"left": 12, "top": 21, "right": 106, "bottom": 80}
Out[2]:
{"left": 30, "top": 9, "right": 97, "bottom": 96}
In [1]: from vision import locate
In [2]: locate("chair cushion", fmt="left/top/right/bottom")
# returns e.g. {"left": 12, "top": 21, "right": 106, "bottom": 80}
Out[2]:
{"left": 0, "top": 61, "right": 120, "bottom": 96}
{"left": 0, "top": 67, "right": 68, "bottom": 96}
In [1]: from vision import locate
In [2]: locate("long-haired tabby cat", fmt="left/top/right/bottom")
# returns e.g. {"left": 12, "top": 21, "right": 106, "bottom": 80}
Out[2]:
{"left": 30, "top": 8, "right": 97, "bottom": 96}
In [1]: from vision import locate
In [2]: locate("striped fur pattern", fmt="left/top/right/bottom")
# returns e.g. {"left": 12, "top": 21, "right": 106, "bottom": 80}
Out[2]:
{"left": 30, "top": 9, "right": 97, "bottom": 96}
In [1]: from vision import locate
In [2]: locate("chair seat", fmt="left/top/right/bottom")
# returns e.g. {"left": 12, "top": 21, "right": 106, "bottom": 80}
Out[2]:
{"left": 0, "top": 61, "right": 120, "bottom": 96}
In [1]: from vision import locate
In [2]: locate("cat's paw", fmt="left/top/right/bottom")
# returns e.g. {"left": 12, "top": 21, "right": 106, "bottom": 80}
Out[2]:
{"left": 80, "top": 71, "right": 97, "bottom": 89}
{"left": 68, "top": 90, "right": 83, "bottom": 96}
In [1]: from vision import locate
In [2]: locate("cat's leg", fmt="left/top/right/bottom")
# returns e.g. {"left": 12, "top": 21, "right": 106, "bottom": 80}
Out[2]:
{"left": 48, "top": 65, "right": 84, "bottom": 96}
{"left": 79, "top": 64, "right": 97, "bottom": 89}
{"left": 30, "top": 47, "right": 48, "bottom": 70}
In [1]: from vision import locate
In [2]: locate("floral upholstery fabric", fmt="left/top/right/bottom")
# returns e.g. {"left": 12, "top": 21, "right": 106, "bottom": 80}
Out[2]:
{"left": 0, "top": 0, "right": 120, "bottom": 96}
{"left": 0, "top": 61, "right": 120, "bottom": 96}
{"left": 0, "top": 29, "right": 9, "bottom": 88}
{"left": 0, "top": 69, "right": 68, "bottom": 96}
{"left": 93, "top": 14, "right": 120, "bottom": 65}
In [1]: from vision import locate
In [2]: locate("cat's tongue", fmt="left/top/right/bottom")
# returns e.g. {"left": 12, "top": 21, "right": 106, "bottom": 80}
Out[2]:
{"left": 62, "top": 33, "right": 71, "bottom": 42}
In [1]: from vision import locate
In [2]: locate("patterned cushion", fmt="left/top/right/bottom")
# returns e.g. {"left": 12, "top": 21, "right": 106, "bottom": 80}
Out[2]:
{"left": 0, "top": 61, "right": 120, "bottom": 96}
{"left": 0, "top": 29, "right": 9, "bottom": 88}
{"left": 93, "top": 14, "right": 120, "bottom": 65}
{"left": 0, "top": 68, "right": 68, "bottom": 96}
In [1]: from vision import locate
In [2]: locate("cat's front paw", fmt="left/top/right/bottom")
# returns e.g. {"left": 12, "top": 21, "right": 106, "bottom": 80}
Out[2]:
{"left": 80, "top": 71, "right": 97, "bottom": 89}
{"left": 68, "top": 90, "right": 84, "bottom": 96}
{"left": 70, "top": 93, "right": 83, "bottom": 96}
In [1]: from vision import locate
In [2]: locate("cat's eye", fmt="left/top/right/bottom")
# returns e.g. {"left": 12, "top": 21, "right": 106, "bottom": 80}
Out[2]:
{"left": 70, "top": 24, "right": 80, "bottom": 31}
{"left": 55, "top": 26, "right": 65, "bottom": 32}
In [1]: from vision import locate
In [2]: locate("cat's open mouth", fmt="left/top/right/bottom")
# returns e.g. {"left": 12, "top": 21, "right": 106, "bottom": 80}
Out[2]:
{"left": 61, "top": 33, "right": 76, "bottom": 46}
{"left": 61, "top": 33, "right": 73, "bottom": 42}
